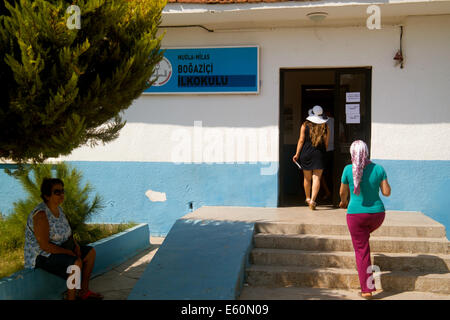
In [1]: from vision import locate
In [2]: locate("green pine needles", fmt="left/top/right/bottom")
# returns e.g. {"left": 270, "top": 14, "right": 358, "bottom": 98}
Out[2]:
{"left": 6, "top": 162, "right": 105, "bottom": 245}
{"left": 0, "top": 0, "right": 166, "bottom": 163}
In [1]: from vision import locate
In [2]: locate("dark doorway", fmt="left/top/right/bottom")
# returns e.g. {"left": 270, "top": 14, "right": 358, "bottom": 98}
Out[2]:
{"left": 278, "top": 68, "right": 372, "bottom": 207}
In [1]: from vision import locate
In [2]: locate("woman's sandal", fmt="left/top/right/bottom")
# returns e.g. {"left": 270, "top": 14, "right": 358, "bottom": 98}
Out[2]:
{"left": 359, "top": 292, "right": 373, "bottom": 299}
{"left": 309, "top": 200, "right": 317, "bottom": 210}
{"left": 305, "top": 198, "right": 311, "bottom": 206}
{"left": 78, "top": 290, "right": 104, "bottom": 300}
{"left": 62, "top": 290, "right": 78, "bottom": 301}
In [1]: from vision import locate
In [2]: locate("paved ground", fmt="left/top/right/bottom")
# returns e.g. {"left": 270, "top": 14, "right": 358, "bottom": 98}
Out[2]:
{"left": 238, "top": 285, "right": 450, "bottom": 300}
{"left": 89, "top": 237, "right": 165, "bottom": 300}
{"left": 89, "top": 236, "right": 449, "bottom": 300}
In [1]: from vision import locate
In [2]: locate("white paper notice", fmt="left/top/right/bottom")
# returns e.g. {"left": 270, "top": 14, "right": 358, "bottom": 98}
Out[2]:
{"left": 345, "top": 104, "right": 360, "bottom": 114}
{"left": 345, "top": 103, "right": 360, "bottom": 124}
{"left": 346, "top": 113, "right": 360, "bottom": 124}
{"left": 346, "top": 92, "right": 360, "bottom": 103}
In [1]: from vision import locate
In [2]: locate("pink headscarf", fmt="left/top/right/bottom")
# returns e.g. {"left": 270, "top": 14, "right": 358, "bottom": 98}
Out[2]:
{"left": 350, "top": 140, "right": 371, "bottom": 195}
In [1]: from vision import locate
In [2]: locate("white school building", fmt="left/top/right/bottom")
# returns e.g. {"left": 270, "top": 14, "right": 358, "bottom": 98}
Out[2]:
{"left": 1, "top": 0, "right": 449, "bottom": 237}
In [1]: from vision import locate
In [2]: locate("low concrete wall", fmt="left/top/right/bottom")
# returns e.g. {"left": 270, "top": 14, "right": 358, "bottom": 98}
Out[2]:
{"left": 127, "top": 218, "right": 255, "bottom": 300}
{"left": 0, "top": 223, "right": 150, "bottom": 300}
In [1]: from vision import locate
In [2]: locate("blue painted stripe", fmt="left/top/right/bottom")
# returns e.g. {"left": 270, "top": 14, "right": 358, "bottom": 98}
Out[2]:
{"left": 1, "top": 160, "right": 448, "bottom": 238}
{"left": 0, "top": 162, "right": 278, "bottom": 236}
{"left": 374, "top": 159, "right": 450, "bottom": 238}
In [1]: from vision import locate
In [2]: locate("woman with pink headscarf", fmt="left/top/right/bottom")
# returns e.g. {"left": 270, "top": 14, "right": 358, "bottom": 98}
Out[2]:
{"left": 339, "top": 140, "right": 391, "bottom": 299}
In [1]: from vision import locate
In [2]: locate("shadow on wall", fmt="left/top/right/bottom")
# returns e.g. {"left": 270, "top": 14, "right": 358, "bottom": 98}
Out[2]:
{"left": 0, "top": 162, "right": 278, "bottom": 237}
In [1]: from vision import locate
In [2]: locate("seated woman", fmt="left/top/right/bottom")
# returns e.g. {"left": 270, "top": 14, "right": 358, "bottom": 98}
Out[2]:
{"left": 24, "top": 178, "right": 103, "bottom": 300}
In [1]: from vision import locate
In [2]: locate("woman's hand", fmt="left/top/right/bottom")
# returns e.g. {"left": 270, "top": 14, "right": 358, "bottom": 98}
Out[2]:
{"left": 65, "top": 249, "right": 77, "bottom": 257}
{"left": 293, "top": 154, "right": 299, "bottom": 163}
{"left": 339, "top": 200, "right": 348, "bottom": 209}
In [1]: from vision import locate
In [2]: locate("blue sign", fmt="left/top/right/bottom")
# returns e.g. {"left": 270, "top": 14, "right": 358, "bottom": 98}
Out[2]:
{"left": 144, "top": 46, "right": 259, "bottom": 94}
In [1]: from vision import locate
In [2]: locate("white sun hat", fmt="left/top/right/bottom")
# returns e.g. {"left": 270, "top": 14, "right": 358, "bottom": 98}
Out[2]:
{"left": 306, "top": 105, "right": 328, "bottom": 124}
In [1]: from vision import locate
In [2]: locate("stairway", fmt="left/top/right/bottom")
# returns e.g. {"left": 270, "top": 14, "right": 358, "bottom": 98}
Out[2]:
{"left": 245, "top": 210, "right": 450, "bottom": 295}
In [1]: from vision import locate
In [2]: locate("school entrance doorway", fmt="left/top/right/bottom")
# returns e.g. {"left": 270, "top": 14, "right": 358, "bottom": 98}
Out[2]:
{"left": 278, "top": 67, "right": 372, "bottom": 207}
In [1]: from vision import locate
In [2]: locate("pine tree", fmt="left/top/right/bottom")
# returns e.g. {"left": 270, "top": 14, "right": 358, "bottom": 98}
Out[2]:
{"left": 3, "top": 162, "right": 105, "bottom": 247}
{"left": 0, "top": 0, "right": 166, "bottom": 163}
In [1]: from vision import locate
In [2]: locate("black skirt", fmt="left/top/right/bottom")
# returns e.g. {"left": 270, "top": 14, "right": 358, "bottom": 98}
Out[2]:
{"left": 35, "top": 245, "right": 93, "bottom": 280}
{"left": 299, "top": 144, "right": 326, "bottom": 170}
{"left": 299, "top": 125, "right": 326, "bottom": 170}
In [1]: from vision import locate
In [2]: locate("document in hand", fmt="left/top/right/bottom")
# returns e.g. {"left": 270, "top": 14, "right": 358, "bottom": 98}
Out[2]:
{"left": 294, "top": 160, "right": 302, "bottom": 170}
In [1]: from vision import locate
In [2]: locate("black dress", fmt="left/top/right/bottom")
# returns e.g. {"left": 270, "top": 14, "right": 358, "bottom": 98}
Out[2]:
{"left": 299, "top": 124, "right": 326, "bottom": 170}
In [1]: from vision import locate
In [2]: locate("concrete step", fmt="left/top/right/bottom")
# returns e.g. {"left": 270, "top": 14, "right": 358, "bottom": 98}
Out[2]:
{"left": 251, "top": 248, "right": 450, "bottom": 273}
{"left": 253, "top": 233, "right": 449, "bottom": 254}
{"left": 255, "top": 222, "right": 446, "bottom": 239}
{"left": 245, "top": 264, "right": 450, "bottom": 294}
{"left": 184, "top": 207, "right": 448, "bottom": 240}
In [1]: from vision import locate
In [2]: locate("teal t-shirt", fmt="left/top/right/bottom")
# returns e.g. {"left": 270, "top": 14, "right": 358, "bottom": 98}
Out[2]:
{"left": 341, "top": 162, "right": 387, "bottom": 214}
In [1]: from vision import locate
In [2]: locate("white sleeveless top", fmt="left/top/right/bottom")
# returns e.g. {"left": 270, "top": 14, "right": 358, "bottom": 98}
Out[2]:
{"left": 24, "top": 202, "right": 72, "bottom": 268}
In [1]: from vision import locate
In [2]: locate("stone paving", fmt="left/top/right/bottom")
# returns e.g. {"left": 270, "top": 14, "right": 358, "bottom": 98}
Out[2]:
{"left": 238, "top": 285, "right": 450, "bottom": 300}
{"left": 89, "top": 237, "right": 165, "bottom": 300}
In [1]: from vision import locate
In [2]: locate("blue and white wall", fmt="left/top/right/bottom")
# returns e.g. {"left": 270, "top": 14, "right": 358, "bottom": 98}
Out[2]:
{"left": 370, "top": 15, "right": 450, "bottom": 236}
{"left": 1, "top": 13, "right": 449, "bottom": 237}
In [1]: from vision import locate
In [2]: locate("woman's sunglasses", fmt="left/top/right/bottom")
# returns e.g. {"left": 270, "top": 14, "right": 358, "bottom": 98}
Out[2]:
{"left": 52, "top": 188, "right": 65, "bottom": 196}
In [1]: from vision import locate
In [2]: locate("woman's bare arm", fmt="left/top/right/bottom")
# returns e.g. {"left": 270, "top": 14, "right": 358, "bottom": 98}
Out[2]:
{"left": 339, "top": 183, "right": 349, "bottom": 208}
{"left": 33, "top": 211, "right": 76, "bottom": 256}
{"left": 380, "top": 179, "right": 391, "bottom": 197}
{"left": 293, "top": 123, "right": 306, "bottom": 160}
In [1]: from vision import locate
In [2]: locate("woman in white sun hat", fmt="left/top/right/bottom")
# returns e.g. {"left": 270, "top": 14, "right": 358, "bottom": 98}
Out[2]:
{"left": 293, "top": 105, "right": 330, "bottom": 210}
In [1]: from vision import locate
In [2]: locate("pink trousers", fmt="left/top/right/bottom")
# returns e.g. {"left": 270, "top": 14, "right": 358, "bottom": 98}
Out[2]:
{"left": 346, "top": 212, "right": 385, "bottom": 293}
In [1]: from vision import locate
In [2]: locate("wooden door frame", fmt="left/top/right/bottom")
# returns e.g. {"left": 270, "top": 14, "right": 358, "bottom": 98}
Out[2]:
{"left": 332, "top": 67, "right": 372, "bottom": 205}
